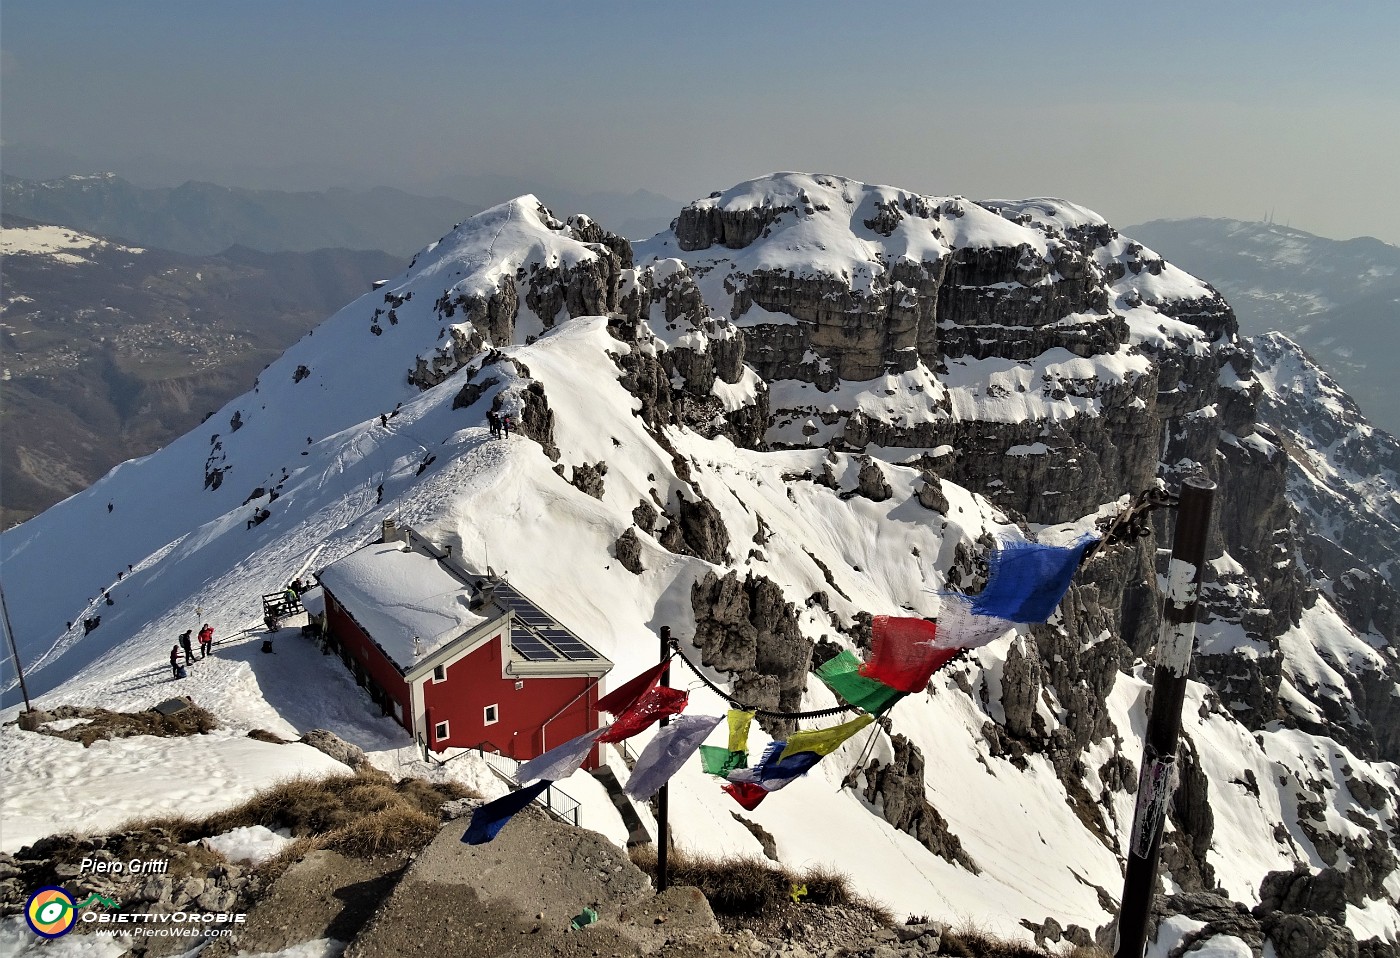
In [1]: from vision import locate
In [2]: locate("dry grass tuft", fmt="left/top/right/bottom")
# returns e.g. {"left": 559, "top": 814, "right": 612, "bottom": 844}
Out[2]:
{"left": 203, "top": 773, "right": 364, "bottom": 836}
{"left": 111, "top": 768, "right": 479, "bottom": 865}
{"left": 112, "top": 813, "right": 204, "bottom": 844}
{"left": 36, "top": 703, "right": 220, "bottom": 746}
{"left": 395, "top": 774, "right": 474, "bottom": 810}
{"left": 628, "top": 846, "right": 889, "bottom": 922}
{"left": 198, "top": 766, "right": 474, "bottom": 839}
{"left": 253, "top": 835, "right": 319, "bottom": 885}
{"left": 322, "top": 805, "right": 440, "bottom": 858}
{"left": 937, "top": 917, "right": 1097, "bottom": 957}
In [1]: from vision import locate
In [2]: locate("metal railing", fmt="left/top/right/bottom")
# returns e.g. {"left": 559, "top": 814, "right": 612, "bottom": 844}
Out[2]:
{"left": 538, "top": 783, "right": 581, "bottom": 826}
{"left": 473, "top": 742, "right": 522, "bottom": 780}
{"left": 611, "top": 738, "right": 640, "bottom": 771}
{"left": 468, "top": 742, "right": 580, "bottom": 827}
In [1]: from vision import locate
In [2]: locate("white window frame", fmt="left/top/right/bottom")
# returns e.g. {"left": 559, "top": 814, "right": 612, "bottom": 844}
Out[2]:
{"left": 434, "top": 720, "right": 450, "bottom": 742}
{"left": 483, "top": 704, "right": 499, "bottom": 726}
{"left": 433, "top": 663, "right": 446, "bottom": 683}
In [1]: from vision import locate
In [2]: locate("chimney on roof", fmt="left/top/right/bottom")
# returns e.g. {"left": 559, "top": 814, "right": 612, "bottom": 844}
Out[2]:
{"left": 381, "top": 519, "right": 400, "bottom": 544}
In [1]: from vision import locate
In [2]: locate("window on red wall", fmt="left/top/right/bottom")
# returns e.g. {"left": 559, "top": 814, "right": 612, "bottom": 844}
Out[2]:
{"left": 433, "top": 664, "right": 446, "bottom": 682}
{"left": 435, "top": 720, "right": 449, "bottom": 742}
{"left": 483, "top": 704, "right": 499, "bottom": 725}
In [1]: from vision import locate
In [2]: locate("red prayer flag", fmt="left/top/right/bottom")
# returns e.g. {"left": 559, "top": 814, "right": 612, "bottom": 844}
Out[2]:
{"left": 723, "top": 781, "right": 769, "bottom": 810}
{"left": 596, "top": 661, "right": 671, "bottom": 715}
{"left": 597, "top": 686, "right": 688, "bottom": 743}
{"left": 859, "top": 616, "right": 955, "bottom": 692}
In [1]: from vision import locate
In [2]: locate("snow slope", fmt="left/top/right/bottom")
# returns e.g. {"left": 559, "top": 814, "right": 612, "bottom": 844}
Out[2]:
{"left": 0, "top": 222, "right": 144, "bottom": 265}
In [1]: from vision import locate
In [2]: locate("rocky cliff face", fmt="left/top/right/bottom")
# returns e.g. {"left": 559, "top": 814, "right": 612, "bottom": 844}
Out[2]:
{"left": 385, "top": 175, "right": 1396, "bottom": 946}
{"left": 629, "top": 177, "right": 1376, "bottom": 711}
{"left": 617, "top": 176, "right": 1395, "bottom": 943}
{"left": 1251, "top": 332, "right": 1400, "bottom": 762}
{"left": 417, "top": 205, "right": 632, "bottom": 389}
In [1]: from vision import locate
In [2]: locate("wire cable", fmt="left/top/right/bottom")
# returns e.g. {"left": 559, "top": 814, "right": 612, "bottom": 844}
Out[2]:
{"left": 666, "top": 639, "right": 859, "bottom": 719}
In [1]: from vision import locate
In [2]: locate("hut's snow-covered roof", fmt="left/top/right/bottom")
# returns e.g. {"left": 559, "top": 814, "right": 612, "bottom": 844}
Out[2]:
{"left": 318, "top": 542, "right": 487, "bottom": 671}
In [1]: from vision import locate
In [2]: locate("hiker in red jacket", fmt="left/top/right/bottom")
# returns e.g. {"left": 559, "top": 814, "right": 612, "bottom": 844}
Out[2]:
{"left": 198, "top": 623, "right": 214, "bottom": 658}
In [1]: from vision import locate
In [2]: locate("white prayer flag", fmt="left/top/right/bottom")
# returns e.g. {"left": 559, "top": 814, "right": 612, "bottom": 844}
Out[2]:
{"left": 623, "top": 714, "right": 724, "bottom": 801}
{"left": 516, "top": 726, "right": 609, "bottom": 785}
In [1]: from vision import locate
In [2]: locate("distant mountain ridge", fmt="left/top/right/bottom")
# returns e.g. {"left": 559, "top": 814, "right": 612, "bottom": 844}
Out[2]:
{"left": 0, "top": 213, "right": 403, "bottom": 526}
{"left": 1126, "top": 217, "right": 1400, "bottom": 436}
{"left": 1, "top": 171, "right": 686, "bottom": 256}
{"left": 2, "top": 173, "right": 481, "bottom": 257}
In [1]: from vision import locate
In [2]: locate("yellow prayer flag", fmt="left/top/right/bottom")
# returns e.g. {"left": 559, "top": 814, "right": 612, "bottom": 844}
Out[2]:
{"left": 777, "top": 714, "right": 874, "bottom": 762}
{"left": 726, "top": 710, "right": 756, "bottom": 753}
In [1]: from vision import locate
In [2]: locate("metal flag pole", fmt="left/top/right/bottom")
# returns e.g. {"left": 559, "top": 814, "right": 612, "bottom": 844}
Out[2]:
{"left": 1115, "top": 476, "right": 1216, "bottom": 958}
{"left": 657, "top": 624, "right": 672, "bottom": 893}
{"left": 0, "top": 582, "right": 34, "bottom": 712}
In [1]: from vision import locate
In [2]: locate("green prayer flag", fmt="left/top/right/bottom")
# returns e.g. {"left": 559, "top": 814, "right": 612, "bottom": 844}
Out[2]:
{"left": 700, "top": 745, "right": 748, "bottom": 776}
{"left": 817, "top": 649, "right": 907, "bottom": 715}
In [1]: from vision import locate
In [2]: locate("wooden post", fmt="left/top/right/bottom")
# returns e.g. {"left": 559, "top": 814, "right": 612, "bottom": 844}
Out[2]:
{"left": 1115, "top": 477, "right": 1216, "bottom": 958}
{"left": 657, "top": 625, "right": 672, "bottom": 893}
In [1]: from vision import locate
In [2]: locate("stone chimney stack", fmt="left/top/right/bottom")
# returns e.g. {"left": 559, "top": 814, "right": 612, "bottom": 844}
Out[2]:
{"left": 381, "top": 518, "right": 400, "bottom": 544}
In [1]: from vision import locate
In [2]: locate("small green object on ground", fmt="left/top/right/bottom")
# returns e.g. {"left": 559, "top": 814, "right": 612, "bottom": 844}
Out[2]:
{"left": 569, "top": 906, "right": 598, "bottom": 931}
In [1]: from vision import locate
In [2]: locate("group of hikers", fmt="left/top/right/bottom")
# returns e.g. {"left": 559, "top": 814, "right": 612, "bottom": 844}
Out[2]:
{"left": 170, "top": 623, "right": 215, "bottom": 679}
{"left": 264, "top": 578, "right": 314, "bottom": 633}
{"left": 168, "top": 577, "right": 321, "bottom": 678}
{"left": 486, "top": 411, "right": 514, "bottom": 438}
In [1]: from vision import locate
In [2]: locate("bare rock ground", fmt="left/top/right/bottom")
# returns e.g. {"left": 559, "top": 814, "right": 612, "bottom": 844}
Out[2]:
{"left": 346, "top": 806, "right": 729, "bottom": 958}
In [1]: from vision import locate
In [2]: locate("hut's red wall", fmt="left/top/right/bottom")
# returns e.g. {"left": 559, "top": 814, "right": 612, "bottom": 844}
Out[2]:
{"left": 323, "top": 591, "right": 412, "bottom": 733}
{"left": 422, "top": 631, "right": 598, "bottom": 768}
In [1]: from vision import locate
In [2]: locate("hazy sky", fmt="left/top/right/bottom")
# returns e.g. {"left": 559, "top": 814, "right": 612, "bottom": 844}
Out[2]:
{"left": 4, "top": 1, "right": 1398, "bottom": 242}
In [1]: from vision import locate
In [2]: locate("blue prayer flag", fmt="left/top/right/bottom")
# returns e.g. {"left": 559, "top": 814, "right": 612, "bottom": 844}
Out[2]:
{"left": 736, "top": 740, "right": 825, "bottom": 791}
{"left": 970, "top": 535, "right": 1097, "bottom": 623}
{"left": 462, "top": 779, "right": 552, "bottom": 845}
{"left": 757, "top": 750, "right": 823, "bottom": 788}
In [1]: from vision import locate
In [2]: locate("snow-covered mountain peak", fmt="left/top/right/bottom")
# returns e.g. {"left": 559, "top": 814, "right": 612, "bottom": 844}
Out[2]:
{"left": 3, "top": 175, "right": 1397, "bottom": 953}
